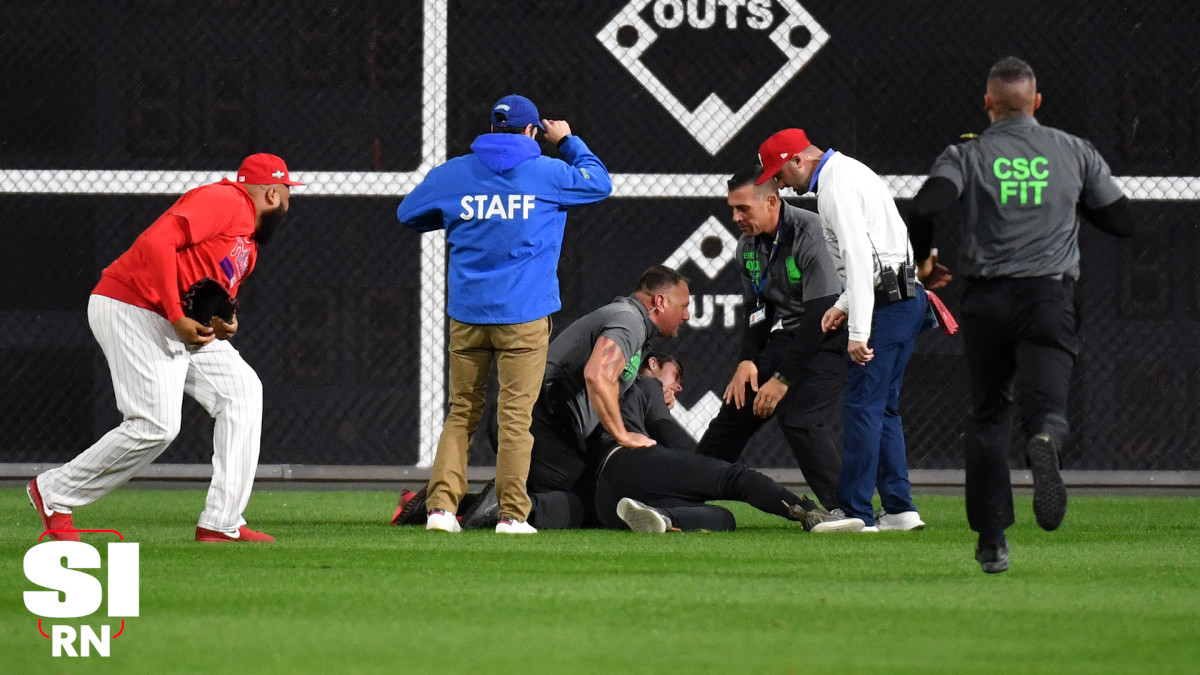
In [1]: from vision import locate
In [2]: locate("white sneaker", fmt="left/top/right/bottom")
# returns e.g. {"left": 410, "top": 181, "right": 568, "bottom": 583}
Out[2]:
{"left": 495, "top": 519, "right": 537, "bottom": 534}
{"left": 809, "top": 508, "right": 866, "bottom": 533}
{"left": 426, "top": 509, "right": 461, "bottom": 532}
{"left": 616, "top": 498, "right": 672, "bottom": 533}
{"left": 876, "top": 510, "right": 926, "bottom": 531}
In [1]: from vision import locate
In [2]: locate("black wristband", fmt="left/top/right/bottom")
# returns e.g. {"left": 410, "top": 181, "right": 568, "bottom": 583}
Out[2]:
{"left": 771, "top": 371, "right": 790, "bottom": 387}
{"left": 556, "top": 134, "right": 571, "bottom": 148}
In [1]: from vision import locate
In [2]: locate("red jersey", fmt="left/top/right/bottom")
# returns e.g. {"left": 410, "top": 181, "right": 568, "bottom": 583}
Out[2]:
{"left": 94, "top": 179, "right": 259, "bottom": 322}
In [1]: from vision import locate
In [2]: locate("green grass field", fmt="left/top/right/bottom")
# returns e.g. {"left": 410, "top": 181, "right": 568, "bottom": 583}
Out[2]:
{"left": 2, "top": 487, "right": 1198, "bottom": 674}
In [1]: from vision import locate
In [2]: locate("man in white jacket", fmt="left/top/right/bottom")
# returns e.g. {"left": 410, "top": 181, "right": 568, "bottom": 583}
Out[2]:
{"left": 758, "top": 128, "right": 926, "bottom": 533}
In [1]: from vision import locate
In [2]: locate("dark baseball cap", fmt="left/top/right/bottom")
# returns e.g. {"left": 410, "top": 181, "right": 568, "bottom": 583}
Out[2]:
{"left": 492, "top": 94, "right": 546, "bottom": 131}
{"left": 756, "top": 129, "right": 811, "bottom": 185}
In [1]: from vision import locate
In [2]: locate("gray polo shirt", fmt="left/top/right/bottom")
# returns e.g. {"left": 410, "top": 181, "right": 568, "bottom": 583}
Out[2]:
{"left": 929, "top": 115, "right": 1125, "bottom": 280}
{"left": 737, "top": 202, "right": 843, "bottom": 329}
{"left": 543, "top": 295, "right": 659, "bottom": 438}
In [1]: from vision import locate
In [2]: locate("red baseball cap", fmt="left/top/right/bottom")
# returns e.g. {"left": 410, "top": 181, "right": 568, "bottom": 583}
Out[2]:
{"left": 236, "top": 153, "right": 305, "bottom": 186}
{"left": 756, "top": 129, "right": 811, "bottom": 185}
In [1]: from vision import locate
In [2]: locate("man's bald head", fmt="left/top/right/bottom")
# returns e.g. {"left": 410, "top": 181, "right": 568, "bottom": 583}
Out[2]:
{"left": 984, "top": 56, "right": 1041, "bottom": 121}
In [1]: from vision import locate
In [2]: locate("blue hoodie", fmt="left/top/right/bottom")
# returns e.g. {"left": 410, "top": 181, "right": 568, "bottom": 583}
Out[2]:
{"left": 397, "top": 133, "right": 612, "bottom": 324}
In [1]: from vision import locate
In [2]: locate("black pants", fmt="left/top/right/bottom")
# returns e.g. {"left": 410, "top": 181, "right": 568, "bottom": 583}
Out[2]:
{"left": 594, "top": 446, "right": 804, "bottom": 531}
{"left": 961, "top": 276, "right": 1078, "bottom": 537}
{"left": 524, "top": 401, "right": 591, "bottom": 529}
{"left": 697, "top": 336, "right": 845, "bottom": 510}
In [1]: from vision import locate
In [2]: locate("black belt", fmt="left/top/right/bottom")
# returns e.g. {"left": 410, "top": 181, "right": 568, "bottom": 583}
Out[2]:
{"left": 874, "top": 288, "right": 921, "bottom": 306}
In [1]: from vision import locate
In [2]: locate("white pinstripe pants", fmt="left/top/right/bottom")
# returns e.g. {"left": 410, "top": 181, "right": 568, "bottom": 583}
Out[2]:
{"left": 38, "top": 295, "right": 263, "bottom": 534}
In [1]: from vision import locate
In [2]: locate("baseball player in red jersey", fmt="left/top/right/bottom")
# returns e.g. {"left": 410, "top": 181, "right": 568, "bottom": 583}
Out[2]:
{"left": 27, "top": 154, "right": 302, "bottom": 543}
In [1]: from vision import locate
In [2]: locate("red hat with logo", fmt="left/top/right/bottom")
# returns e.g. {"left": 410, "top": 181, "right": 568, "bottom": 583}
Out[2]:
{"left": 756, "top": 129, "right": 811, "bottom": 185}
{"left": 236, "top": 153, "right": 305, "bottom": 186}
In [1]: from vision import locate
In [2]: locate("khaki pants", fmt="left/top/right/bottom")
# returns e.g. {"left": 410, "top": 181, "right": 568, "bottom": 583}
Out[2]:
{"left": 426, "top": 316, "right": 550, "bottom": 521}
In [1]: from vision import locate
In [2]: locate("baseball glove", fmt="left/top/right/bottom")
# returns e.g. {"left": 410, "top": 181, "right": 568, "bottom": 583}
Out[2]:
{"left": 182, "top": 277, "right": 238, "bottom": 324}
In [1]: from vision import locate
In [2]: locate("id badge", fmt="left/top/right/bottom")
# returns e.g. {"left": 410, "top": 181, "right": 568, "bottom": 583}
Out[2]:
{"left": 749, "top": 305, "right": 767, "bottom": 326}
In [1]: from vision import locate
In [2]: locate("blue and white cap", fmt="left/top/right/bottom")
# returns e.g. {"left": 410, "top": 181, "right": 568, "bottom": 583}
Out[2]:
{"left": 492, "top": 94, "right": 546, "bottom": 131}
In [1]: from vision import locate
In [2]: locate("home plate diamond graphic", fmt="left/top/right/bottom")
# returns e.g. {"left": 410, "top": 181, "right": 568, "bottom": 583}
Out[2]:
{"left": 663, "top": 216, "right": 739, "bottom": 280}
{"left": 597, "top": 1, "right": 829, "bottom": 155}
{"left": 671, "top": 391, "right": 724, "bottom": 441}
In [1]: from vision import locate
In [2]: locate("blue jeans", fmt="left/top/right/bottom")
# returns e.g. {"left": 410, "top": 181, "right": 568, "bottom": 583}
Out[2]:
{"left": 837, "top": 286, "right": 926, "bottom": 525}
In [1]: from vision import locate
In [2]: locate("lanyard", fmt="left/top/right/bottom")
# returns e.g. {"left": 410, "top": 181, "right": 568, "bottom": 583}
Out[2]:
{"left": 752, "top": 226, "right": 783, "bottom": 300}
{"left": 808, "top": 148, "right": 836, "bottom": 193}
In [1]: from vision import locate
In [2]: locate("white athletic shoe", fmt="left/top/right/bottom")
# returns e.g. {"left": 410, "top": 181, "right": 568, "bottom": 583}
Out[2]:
{"left": 426, "top": 509, "right": 461, "bottom": 533}
{"left": 876, "top": 510, "right": 926, "bottom": 531}
{"left": 809, "top": 508, "right": 867, "bottom": 533}
{"left": 616, "top": 498, "right": 672, "bottom": 533}
{"left": 495, "top": 519, "right": 537, "bottom": 534}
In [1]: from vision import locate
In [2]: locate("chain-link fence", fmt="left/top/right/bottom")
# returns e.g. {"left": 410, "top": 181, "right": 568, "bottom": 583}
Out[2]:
{"left": 2, "top": 0, "right": 1198, "bottom": 472}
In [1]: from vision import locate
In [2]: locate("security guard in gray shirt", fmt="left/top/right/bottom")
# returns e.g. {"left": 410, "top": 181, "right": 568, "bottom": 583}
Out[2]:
{"left": 524, "top": 265, "right": 692, "bottom": 529}
{"left": 908, "top": 56, "right": 1133, "bottom": 573}
{"left": 696, "top": 165, "right": 863, "bottom": 533}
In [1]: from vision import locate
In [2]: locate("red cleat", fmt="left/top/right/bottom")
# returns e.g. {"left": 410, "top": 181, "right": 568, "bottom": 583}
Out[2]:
{"left": 195, "top": 525, "right": 276, "bottom": 543}
{"left": 27, "top": 478, "right": 80, "bottom": 541}
{"left": 389, "top": 487, "right": 428, "bottom": 526}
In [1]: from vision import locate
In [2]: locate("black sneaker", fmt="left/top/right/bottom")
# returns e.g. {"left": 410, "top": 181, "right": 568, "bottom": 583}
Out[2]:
{"left": 460, "top": 479, "right": 500, "bottom": 530}
{"left": 457, "top": 491, "right": 479, "bottom": 518}
{"left": 784, "top": 496, "right": 837, "bottom": 532}
{"left": 389, "top": 486, "right": 428, "bottom": 526}
{"left": 798, "top": 505, "right": 867, "bottom": 533}
{"left": 1027, "top": 433, "right": 1067, "bottom": 531}
{"left": 975, "top": 535, "right": 1009, "bottom": 574}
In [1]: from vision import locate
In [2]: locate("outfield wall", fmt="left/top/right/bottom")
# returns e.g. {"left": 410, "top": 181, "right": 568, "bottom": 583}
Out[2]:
{"left": 3, "top": 1, "right": 1199, "bottom": 474}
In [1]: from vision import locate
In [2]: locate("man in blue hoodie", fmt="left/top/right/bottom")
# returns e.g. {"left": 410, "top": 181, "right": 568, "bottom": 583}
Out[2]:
{"left": 397, "top": 94, "right": 612, "bottom": 534}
